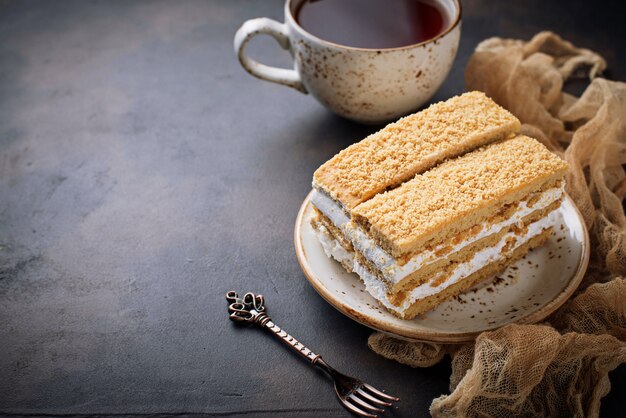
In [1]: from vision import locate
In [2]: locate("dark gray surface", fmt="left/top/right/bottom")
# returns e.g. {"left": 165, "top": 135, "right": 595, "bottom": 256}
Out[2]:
{"left": 0, "top": 1, "right": 624, "bottom": 416}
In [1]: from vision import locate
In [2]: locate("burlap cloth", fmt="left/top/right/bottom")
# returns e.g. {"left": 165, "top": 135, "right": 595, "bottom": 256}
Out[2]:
{"left": 368, "top": 32, "right": 626, "bottom": 417}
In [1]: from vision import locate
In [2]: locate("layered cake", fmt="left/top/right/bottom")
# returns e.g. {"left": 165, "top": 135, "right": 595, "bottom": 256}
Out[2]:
{"left": 310, "top": 93, "right": 569, "bottom": 319}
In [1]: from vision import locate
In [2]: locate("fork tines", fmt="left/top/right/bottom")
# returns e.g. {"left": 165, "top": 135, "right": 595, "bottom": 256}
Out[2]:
{"left": 340, "top": 383, "right": 399, "bottom": 417}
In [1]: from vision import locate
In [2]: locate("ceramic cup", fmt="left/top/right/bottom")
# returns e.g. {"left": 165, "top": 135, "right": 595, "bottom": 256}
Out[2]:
{"left": 234, "top": 0, "right": 461, "bottom": 123}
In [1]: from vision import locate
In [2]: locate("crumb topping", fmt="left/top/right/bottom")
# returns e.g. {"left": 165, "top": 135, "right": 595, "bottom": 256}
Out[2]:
{"left": 352, "top": 135, "right": 569, "bottom": 255}
{"left": 313, "top": 91, "right": 521, "bottom": 210}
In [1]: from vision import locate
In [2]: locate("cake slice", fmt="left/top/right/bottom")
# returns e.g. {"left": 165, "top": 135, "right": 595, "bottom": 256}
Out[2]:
{"left": 348, "top": 135, "right": 568, "bottom": 318}
{"left": 310, "top": 134, "right": 568, "bottom": 319}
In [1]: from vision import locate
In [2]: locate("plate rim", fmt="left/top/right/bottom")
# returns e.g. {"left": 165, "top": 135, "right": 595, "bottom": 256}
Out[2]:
{"left": 294, "top": 190, "right": 590, "bottom": 343}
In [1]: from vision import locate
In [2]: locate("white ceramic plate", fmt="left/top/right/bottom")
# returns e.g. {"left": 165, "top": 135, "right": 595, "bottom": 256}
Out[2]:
{"left": 294, "top": 192, "right": 589, "bottom": 343}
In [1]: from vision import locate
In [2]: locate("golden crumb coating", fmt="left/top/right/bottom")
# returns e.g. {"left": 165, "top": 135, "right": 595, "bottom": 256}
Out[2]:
{"left": 351, "top": 135, "right": 569, "bottom": 257}
{"left": 312, "top": 91, "right": 521, "bottom": 210}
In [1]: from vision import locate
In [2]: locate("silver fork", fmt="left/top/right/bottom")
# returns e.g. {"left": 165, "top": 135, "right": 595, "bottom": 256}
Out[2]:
{"left": 226, "top": 290, "right": 399, "bottom": 417}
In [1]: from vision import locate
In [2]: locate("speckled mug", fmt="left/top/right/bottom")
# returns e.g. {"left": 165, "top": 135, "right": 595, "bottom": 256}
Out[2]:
{"left": 234, "top": 0, "right": 461, "bottom": 123}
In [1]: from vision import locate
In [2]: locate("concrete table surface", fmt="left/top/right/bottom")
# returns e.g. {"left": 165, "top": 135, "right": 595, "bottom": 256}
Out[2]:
{"left": 1, "top": 1, "right": 625, "bottom": 417}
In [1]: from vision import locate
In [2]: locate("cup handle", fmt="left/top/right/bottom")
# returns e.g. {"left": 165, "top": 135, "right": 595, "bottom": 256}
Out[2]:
{"left": 234, "top": 18, "right": 307, "bottom": 94}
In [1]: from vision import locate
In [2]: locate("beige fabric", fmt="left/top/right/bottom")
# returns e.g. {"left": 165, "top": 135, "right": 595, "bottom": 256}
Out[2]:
{"left": 367, "top": 333, "right": 451, "bottom": 367}
{"left": 430, "top": 324, "right": 626, "bottom": 417}
{"left": 368, "top": 32, "right": 626, "bottom": 417}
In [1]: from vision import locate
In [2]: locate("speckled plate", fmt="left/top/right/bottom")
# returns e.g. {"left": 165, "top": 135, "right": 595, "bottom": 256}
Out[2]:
{"left": 294, "top": 191, "right": 589, "bottom": 343}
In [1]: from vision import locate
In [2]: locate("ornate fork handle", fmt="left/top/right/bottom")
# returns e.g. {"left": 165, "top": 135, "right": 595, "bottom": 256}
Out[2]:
{"left": 226, "top": 290, "right": 320, "bottom": 363}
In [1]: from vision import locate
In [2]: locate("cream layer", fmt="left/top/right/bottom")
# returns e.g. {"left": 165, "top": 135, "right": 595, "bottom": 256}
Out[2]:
{"left": 310, "top": 186, "right": 564, "bottom": 285}
{"left": 314, "top": 224, "right": 354, "bottom": 267}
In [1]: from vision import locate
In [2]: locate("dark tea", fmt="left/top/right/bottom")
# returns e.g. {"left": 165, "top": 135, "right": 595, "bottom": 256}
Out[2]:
{"left": 295, "top": 0, "right": 450, "bottom": 49}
